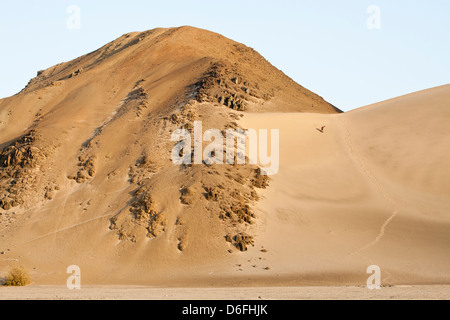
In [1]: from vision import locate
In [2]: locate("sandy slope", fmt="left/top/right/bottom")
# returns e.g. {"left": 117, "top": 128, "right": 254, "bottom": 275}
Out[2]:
{"left": 0, "top": 26, "right": 338, "bottom": 286}
{"left": 240, "top": 84, "right": 450, "bottom": 285}
{"left": 2, "top": 85, "right": 448, "bottom": 287}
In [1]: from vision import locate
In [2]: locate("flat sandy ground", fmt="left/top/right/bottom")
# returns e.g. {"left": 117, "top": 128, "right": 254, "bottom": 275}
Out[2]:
{"left": 1, "top": 285, "right": 449, "bottom": 300}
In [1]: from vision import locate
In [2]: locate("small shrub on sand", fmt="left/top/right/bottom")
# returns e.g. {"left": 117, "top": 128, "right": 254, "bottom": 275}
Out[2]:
{"left": 2, "top": 267, "right": 31, "bottom": 287}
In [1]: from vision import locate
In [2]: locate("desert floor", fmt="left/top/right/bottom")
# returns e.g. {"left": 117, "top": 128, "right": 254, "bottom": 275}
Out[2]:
{"left": 1, "top": 285, "right": 449, "bottom": 300}
{"left": 1, "top": 27, "right": 448, "bottom": 295}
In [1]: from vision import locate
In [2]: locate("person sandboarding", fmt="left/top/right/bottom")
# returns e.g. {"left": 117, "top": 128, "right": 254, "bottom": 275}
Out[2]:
{"left": 317, "top": 126, "right": 326, "bottom": 133}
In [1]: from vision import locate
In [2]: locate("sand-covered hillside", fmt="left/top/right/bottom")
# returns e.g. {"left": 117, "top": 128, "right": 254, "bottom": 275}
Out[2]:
{"left": 240, "top": 84, "right": 450, "bottom": 285}
{"left": 0, "top": 26, "right": 448, "bottom": 287}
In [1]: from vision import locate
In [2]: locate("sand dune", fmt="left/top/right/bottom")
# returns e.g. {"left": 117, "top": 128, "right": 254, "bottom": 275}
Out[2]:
{"left": 240, "top": 84, "right": 450, "bottom": 285}
{"left": 0, "top": 27, "right": 449, "bottom": 291}
{"left": 2, "top": 285, "right": 450, "bottom": 300}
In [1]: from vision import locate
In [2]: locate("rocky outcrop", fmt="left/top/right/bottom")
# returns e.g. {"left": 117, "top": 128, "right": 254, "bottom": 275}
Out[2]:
{"left": 0, "top": 130, "right": 43, "bottom": 211}
{"left": 195, "top": 61, "right": 275, "bottom": 111}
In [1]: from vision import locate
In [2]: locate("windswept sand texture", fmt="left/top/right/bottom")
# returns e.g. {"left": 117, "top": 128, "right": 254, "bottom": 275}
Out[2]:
{"left": 240, "top": 84, "right": 450, "bottom": 286}
{"left": 0, "top": 27, "right": 449, "bottom": 294}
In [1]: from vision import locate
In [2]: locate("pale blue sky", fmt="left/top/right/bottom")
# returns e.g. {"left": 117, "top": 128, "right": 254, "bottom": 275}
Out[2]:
{"left": 1, "top": 0, "right": 449, "bottom": 111}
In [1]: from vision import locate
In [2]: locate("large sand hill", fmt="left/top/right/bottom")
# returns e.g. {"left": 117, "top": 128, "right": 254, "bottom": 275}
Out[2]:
{"left": 240, "top": 84, "right": 450, "bottom": 286}
{"left": 0, "top": 27, "right": 449, "bottom": 298}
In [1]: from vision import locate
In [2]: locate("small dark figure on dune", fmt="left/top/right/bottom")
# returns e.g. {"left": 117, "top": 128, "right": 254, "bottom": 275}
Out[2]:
{"left": 317, "top": 126, "right": 326, "bottom": 133}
